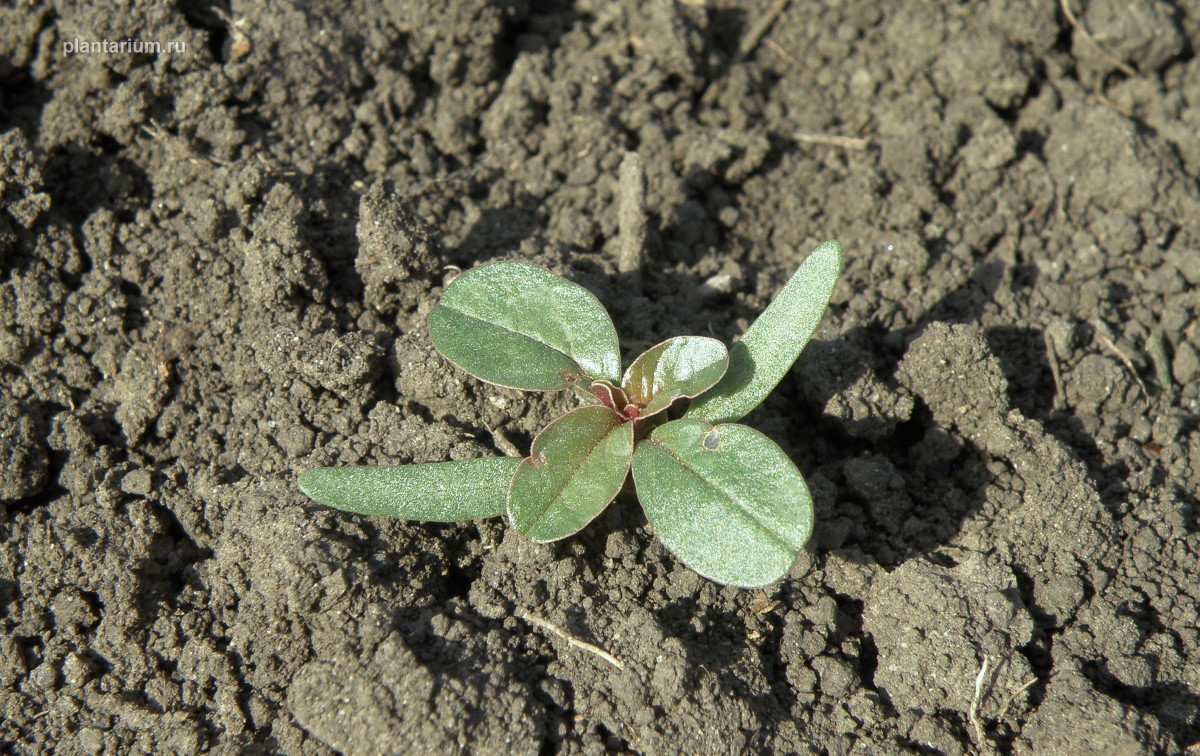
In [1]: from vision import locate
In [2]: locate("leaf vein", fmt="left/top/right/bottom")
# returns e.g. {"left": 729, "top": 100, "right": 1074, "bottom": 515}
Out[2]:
{"left": 644, "top": 438, "right": 792, "bottom": 552}
{"left": 443, "top": 304, "right": 583, "bottom": 375}
{"left": 524, "top": 417, "right": 629, "bottom": 530}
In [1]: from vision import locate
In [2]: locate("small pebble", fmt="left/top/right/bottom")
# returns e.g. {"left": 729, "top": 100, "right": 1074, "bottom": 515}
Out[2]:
{"left": 1172, "top": 341, "right": 1199, "bottom": 385}
{"left": 62, "top": 653, "right": 96, "bottom": 687}
{"left": 1127, "top": 416, "right": 1152, "bottom": 443}
{"left": 30, "top": 661, "right": 59, "bottom": 690}
{"left": 698, "top": 273, "right": 736, "bottom": 301}
{"left": 119, "top": 469, "right": 154, "bottom": 496}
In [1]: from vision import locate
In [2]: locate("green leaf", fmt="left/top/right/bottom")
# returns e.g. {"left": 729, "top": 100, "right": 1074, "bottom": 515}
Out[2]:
{"left": 632, "top": 418, "right": 813, "bottom": 587}
{"left": 686, "top": 240, "right": 842, "bottom": 424}
{"left": 428, "top": 261, "right": 621, "bottom": 389}
{"left": 508, "top": 406, "right": 633, "bottom": 542}
{"left": 298, "top": 457, "right": 521, "bottom": 521}
{"left": 622, "top": 336, "right": 729, "bottom": 418}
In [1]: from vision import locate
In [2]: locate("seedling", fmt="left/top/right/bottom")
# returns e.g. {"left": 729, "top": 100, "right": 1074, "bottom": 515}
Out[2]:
{"left": 300, "top": 241, "right": 843, "bottom": 587}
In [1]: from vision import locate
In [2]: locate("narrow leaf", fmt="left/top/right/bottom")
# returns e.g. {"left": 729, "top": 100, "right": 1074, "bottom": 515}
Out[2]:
{"left": 428, "top": 261, "right": 621, "bottom": 389}
{"left": 298, "top": 457, "right": 521, "bottom": 521}
{"left": 686, "top": 240, "right": 842, "bottom": 424}
{"left": 622, "top": 336, "right": 729, "bottom": 418}
{"left": 632, "top": 419, "right": 813, "bottom": 587}
{"left": 508, "top": 406, "right": 633, "bottom": 542}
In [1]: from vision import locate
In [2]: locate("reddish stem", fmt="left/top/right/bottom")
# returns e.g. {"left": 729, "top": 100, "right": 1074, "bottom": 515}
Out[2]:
{"left": 631, "top": 416, "right": 648, "bottom": 442}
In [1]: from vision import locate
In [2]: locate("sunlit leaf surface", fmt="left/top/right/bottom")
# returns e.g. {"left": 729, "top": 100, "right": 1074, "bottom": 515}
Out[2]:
{"left": 299, "top": 457, "right": 521, "bottom": 521}
{"left": 686, "top": 240, "right": 842, "bottom": 424}
{"left": 622, "top": 336, "right": 728, "bottom": 418}
{"left": 632, "top": 419, "right": 813, "bottom": 587}
{"left": 429, "top": 261, "right": 621, "bottom": 389}
{"left": 508, "top": 406, "right": 634, "bottom": 542}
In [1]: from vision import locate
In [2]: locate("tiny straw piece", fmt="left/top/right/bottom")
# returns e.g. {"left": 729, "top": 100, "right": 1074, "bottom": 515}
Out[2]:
{"left": 1059, "top": 0, "right": 1136, "bottom": 76}
{"left": 1092, "top": 319, "right": 1148, "bottom": 398}
{"left": 968, "top": 656, "right": 991, "bottom": 751}
{"left": 738, "top": 0, "right": 792, "bottom": 59}
{"left": 517, "top": 610, "right": 625, "bottom": 670}
{"left": 1001, "top": 676, "right": 1040, "bottom": 718}
{"left": 702, "top": 0, "right": 790, "bottom": 104}
{"left": 794, "top": 132, "right": 869, "bottom": 150}
{"left": 484, "top": 423, "right": 523, "bottom": 458}
{"left": 1043, "top": 331, "right": 1065, "bottom": 410}
{"left": 142, "top": 119, "right": 230, "bottom": 167}
{"left": 617, "top": 151, "right": 647, "bottom": 281}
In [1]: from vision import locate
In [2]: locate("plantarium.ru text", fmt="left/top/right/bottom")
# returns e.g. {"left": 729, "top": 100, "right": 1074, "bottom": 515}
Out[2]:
{"left": 299, "top": 241, "right": 843, "bottom": 587}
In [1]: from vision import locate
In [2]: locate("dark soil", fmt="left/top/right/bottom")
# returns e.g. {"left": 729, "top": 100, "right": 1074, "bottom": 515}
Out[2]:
{"left": 2, "top": 1, "right": 1199, "bottom": 753}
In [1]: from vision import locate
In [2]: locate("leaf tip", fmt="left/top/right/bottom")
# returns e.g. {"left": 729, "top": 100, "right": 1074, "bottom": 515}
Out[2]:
{"left": 297, "top": 468, "right": 322, "bottom": 497}
{"left": 813, "top": 238, "right": 843, "bottom": 265}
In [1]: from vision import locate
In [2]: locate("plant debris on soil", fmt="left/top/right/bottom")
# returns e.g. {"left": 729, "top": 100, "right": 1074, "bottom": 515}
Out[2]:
{"left": 2, "top": 1, "right": 1200, "bottom": 754}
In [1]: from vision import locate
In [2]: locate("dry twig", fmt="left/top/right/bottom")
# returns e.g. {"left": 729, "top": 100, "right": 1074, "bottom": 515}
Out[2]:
{"left": 485, "top": 424, "right": 523, "bottom": 458}
{"left": 617, "top": 151, "right": 647, "bottom": 283}
{"left": 738, "top": 0, "right": 792, "bottom": 60}
{"left": 702, "top": 0, "right": 791, "bottom": 104}
{"left": 794, "top": 132, "right": 869, "bottom": 150}
{"left": 1000, "top": 676, "right": 1039, "bottom": 718}
{"left": 1092, "top": 319, "right": 1148, "bottom": 398}
{"left": 1044, "top": 332, "right": 1066, "bottom": 410}
{"left": 517, "top": 610, "right": 625, "bottom": 670}
{"left": 1059, "top": 0, "right": 1136, "bottom": 76}
{"left": 968, "top": 656, "right": 992, "bottom": 752}
{"left": 142, "top": 119, "right": 230, "bottom": 166}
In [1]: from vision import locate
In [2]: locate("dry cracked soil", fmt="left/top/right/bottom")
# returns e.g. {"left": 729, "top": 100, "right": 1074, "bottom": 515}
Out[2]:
{"left": 2, "top": 0, "right": 1200, "bottom": 754}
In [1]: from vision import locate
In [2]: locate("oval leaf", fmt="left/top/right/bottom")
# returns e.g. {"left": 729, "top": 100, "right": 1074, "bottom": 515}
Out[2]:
{"left": 298, "top": 457, "right": 521, "bottom": 521}
{"left": 508, "top": 406, "right": 633, "bottom": 542}
{"left": 632, "top": 418, "right": 813, "bottom": 587}
{"left": 622, "top": 336, "right": 729, "bottom": 418}
{"left": 429, "top": 261, "right": 621, "bottom": 389}
{"left": 686, "top": 240, "right": 842, "bottom": 424}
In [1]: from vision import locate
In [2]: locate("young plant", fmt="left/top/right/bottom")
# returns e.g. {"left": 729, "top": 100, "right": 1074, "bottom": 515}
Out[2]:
{"left": 299, "top": 241, "right": 843, "bottom": 587}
